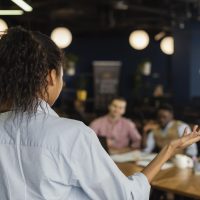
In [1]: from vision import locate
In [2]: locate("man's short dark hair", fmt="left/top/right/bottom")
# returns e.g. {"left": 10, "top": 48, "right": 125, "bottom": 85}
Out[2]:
{"left": 157, "top": 104, "right": 174, "bottom": 114}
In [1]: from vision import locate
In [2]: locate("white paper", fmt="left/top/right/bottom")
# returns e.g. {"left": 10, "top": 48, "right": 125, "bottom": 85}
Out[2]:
{"left": 111, "top": 150, "right": 141, "bottom": 162}
{"left": 111, "top": 151, "right": 157, "bottom": 162}
{"left": 138, "top": 152, "right": 157, "bottom": 161}
{"left": 136, "top": 160, "right": 174, "bottom": 170}
{"left": 111, "top": 150, "right": 174, "bottom": 170}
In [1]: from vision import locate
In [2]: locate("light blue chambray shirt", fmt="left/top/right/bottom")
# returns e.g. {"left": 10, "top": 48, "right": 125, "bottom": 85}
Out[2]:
{"left": 0, "top": 101, "right": 150, "bottom": 200}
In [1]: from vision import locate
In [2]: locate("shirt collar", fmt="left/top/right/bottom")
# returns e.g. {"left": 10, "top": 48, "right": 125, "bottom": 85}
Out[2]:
{"left": 0, "top": 100, "right": 59, "bottom": 118}
{"left": 37, "top": 100, "right": 59, "bottom": 117}
{"left": 106, "top": 114, "right": 121, "bottom": 124}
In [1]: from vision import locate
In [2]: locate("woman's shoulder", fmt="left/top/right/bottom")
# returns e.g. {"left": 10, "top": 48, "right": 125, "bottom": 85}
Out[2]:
{"left": 44, "top": 115, "right": 91, "bottom": 137}
{"left": 29, "top": 114, "right": 93, "bottom": 153}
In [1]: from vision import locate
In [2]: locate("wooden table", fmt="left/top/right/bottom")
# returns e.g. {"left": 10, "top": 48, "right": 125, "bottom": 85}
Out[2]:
{"left": 116, "top": 162, "right": 200, "bottom": 199}
{"left": 109, "top": 147, "right": 137, "bottom": 155}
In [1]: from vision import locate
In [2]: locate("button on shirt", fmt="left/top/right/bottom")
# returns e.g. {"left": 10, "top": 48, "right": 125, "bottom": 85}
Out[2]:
{"left": 0, "top": 102, "right": 150, "bottom": 200}
{"left": 90, "top": 115, "right": 141, "bottom": 149}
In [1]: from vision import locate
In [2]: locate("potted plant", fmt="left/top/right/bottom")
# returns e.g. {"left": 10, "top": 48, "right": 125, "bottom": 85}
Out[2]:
{"left": 76, "top": 75, "right": 88, "bottom": 102}
{"left": 64, "top": 53, "right": 79, "bottom": 76}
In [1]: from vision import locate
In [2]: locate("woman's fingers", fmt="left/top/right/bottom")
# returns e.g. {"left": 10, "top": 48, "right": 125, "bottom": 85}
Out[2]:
{"left": 170, "top": 125, "right": 200, "bottom": 152}
{"left": 193, "top": 125, "right": 198, "bottom": 132}
{"left": 179, "top": 131, "right": 200, "bottom": 148}
{"left": 181, "top": 136, "right": 200, "bottom": 148}
{"left": 183, "top": 127, "right": 190, "bottom": 136}
{"left": 183, "top": 125, "right": 198, "bottom": 137}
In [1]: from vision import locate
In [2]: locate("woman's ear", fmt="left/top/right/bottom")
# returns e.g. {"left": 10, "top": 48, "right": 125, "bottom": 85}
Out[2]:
{"left": 47, "top": 69, "right": 57, "bottom": 86}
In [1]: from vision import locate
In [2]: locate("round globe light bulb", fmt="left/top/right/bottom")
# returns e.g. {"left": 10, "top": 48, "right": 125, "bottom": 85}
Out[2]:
{"left": 0, "top": 19, "right": 8, "bottom": 32}
{"left": 51, "top": 27, "right": 72, "bottom": 49}
{"left": 129, "top": 30, "right": 150, "bottom": 50}
{"left": 160, "top": 36, "right": 174, "bottom": 55}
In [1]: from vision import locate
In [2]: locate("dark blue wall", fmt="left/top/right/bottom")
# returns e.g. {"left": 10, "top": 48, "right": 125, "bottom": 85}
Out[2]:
{"left": 65, "top": 32, "right": 170, "bottom": 101}
{"left": 190, "top": 30, "right": 200, "bottom": 98}
{"left": 172, "top": 29, "right": 191, "bottom": 105}
{"left": 172, "top": 22, "right": 200, "bottom": 105}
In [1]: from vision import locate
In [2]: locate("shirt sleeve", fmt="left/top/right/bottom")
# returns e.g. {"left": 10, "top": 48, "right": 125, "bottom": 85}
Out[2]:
{"left": 128, "top": 121, "right": 142, "bottom": 148}
{"left": 70, "top": 127, "right": 151, "bottom": 200}
{"left": 178, "top": 124, "right": 198, "bottom": 156}
{"left": 143, "top": 132, "right": 155, "bottom": 153}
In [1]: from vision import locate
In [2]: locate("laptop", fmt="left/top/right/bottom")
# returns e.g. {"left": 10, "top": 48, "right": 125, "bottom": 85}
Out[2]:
{"left": 98, "top": 136, "right": 109, "bottom": 154}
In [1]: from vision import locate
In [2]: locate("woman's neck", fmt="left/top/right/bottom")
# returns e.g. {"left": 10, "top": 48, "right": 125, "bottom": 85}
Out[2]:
{"left": 0, "top": 101, "right": 12, "bottom": 113}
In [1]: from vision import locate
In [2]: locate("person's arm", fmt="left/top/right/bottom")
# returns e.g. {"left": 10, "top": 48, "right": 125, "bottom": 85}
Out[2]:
{"left": 178, "top": 124, "right": 198, "bottom": 156}
{"left": 143, "top": 132, "right": 155, "bottom": 153}
{"left": 142, "top": 126, "right": 200, "bottom": 182}
{"left": 71, "top": 126, "right": 150, "bottom": 200}
{"left": 129, "top": 121, "right": 142, "bottom": 148}
{"left": 70, "top": 125, "right": 200, "bottom": 200}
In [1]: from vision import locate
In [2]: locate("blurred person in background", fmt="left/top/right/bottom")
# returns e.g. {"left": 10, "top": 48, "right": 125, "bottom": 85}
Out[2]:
{"left": 68, "top": 99, "right": 89, "bottom": 125}
{"left": 90, "top": 97, "right": 142, "bottom": 150}
{"left": 144, "top": 104, "right": 198, "bottom": 156}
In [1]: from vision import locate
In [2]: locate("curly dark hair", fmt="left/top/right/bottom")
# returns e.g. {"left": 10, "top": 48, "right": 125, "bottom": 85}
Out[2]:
{"left": 0, "top": 26, "right": 63, "bottom": 115}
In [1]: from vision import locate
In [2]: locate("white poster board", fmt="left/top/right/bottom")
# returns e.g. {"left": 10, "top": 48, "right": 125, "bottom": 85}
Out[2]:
{"left": 93, "top": 61, "right": 122, "bottom": 110}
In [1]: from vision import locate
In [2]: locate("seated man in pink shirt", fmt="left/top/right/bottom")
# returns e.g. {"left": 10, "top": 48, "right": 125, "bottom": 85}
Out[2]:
{"left": 90, "top": 97, "right": 141, "bottom": 150}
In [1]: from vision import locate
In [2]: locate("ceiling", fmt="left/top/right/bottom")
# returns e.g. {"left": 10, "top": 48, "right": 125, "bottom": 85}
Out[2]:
{"left": 1, "top": 0, "right": 200, "bottom": 34}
